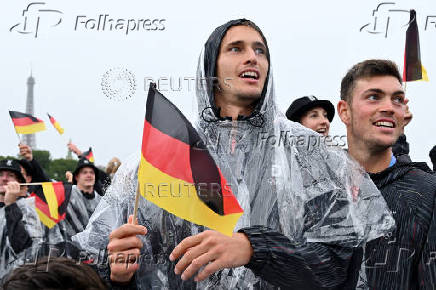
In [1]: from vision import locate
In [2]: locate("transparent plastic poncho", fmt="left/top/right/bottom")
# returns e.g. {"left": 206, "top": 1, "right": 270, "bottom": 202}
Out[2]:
{"left": 73, "top": 24, "right": 395, "bottom": 289}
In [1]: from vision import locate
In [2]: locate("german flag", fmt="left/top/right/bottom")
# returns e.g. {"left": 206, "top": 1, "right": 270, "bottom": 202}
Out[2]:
{"left": 403, "top": 9, "right": 429, "bottom": 82}
{"left": 138, "top": 84, "right": 243, "bottom": 236}
{"left": 29, "top": 182, "right": 72, "bottom": 229}
{"left": 47, "top": 113, "right": 64, "bottom": 135}
{"left": 9, "top": 111, "right": 46, "bottom": 134}
{"left": 82, "top": 148, "right": 95, "bottom": 163}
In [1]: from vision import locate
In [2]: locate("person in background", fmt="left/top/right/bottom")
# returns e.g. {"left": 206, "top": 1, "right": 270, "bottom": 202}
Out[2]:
{"left": 106, "top": 157, "right": 121, "bottom": 180}
{"left": 392, "top": 105, "right": 414, "bottom": 163}
{"left": 0, "top": 159, "right": 42, "bottom": 279}
{"left": 430, "top": 145, "right": 436, "bottom": 172}
{"left": 2, "top": 257, "right": 107, "bottom": 290}
{"left": 63, "top": 158, "right": 102, "bottom": 238}
{"left": 17, "top": 144, "right": 50, "bottom": 184}
{"left": 67, "top": 142, "right": 110, "bottom": 195}
{"left": 285, "top": 95, "right": 335, "bottom": 136}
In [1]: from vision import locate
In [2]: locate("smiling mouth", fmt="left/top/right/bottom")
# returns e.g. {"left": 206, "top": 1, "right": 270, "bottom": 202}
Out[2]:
{"left": 374, "top": 121, "right": 395, "bottom": 128}
{"left": 316, "top": 128, "right": 327, "bottom": 134}
{"left": 239, "top": 71, "right": 259, "bottom": 80}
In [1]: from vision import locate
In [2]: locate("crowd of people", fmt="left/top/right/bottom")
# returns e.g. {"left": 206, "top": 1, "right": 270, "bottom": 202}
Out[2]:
{"left": 1, "top": 18, "right": 436, "bottom": 289}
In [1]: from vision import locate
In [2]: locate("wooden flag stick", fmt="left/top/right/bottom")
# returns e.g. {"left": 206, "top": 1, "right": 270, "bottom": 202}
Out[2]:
{"left": 132, "top": 179, "right": 141, "bottom": 225}
{"left": 15, "top": 132, "right": 21, "bottom": 144}
{"left": 19, "top": 182, "right": 44, "bottom": 186}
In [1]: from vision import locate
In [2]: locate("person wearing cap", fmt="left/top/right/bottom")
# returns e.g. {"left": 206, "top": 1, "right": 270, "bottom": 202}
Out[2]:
{"left": 286, "top": 96, "right": 335, "bottom": 136}
{"left": 63, "top": 158, "right": 102, "bottom": 238}
{"left": 67, "top": 142, "right": 111, "bottom": 195}
{"left": 0, "top": 159, "right": 43, "bottom": 279}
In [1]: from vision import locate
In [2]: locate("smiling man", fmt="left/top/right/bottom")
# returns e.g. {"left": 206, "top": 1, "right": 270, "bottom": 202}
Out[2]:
{"left": 337, "top": 59, "right": 436, "bottom": 289}
{"left": 63, "top": 157, "right": 102, "bottom": 238}
{"left": 74, "top": 20, "right": 394, "bottom": 289}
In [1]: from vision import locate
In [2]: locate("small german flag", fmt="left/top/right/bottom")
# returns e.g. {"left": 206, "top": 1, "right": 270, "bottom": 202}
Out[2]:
{"left": 9, "top": 111, "right": 46, "bottom": 134}
{"left": 29, "top": 182, "right": 72, "bottom": 229}
{"left": 82, "top": 147, "right": 95, "bottom": 163}
{"left": 138, "top": 84, "right": 243, "bottom": 236}
{"left": 403, "top": 9, "right": 429, "bottom": 82}
{"left": 47, "top": 113, "right": 64, "bottom": 135}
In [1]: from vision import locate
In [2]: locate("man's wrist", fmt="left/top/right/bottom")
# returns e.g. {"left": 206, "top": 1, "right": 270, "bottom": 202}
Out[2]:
{"left": 237, "top": 226, "right": 271, "bottom": 273}
{"left": 4, "top": 195, "right": 17, "bottom": 206}
{"left": 234, "top": 232, "right": 254, "bottom": 264}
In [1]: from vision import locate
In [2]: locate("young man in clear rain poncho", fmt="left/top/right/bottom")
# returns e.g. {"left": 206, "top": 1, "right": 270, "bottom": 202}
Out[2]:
{"left": 73, "top": 19, "right": 395, "bottom": 289}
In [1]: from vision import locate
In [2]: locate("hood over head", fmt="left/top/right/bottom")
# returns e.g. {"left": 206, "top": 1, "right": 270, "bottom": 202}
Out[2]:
{"left": 197, "top": 18, "right": 275, "bottom": 127}
{"left": 73, "top": 18, "right": 397, "bottom": 289}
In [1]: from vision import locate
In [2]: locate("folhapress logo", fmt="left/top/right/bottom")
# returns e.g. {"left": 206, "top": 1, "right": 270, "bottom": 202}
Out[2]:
{"left": 9, "top": 2, "right": 63, "bottom": 38}
{"left": 10, "top": 2, "right": 167, "bottom": 38}
{"left": 75, "top": 15, "right": 166, "bottom": 35}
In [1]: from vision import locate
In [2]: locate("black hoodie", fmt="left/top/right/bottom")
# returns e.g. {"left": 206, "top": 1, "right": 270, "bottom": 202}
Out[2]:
{"left": 363, "top": 160, "right": 436, "bottom": 289}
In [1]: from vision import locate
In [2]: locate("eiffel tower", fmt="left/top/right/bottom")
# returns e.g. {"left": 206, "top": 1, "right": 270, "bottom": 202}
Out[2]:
{"left": 23, "top": 72, "right": 36, "bottom": 148}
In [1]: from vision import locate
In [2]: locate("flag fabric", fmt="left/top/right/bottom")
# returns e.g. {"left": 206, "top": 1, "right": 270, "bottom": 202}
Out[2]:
{"left": 82, "top": 147, "right": 95, "bottom": 163}
{"left": 47, "top": 113, "right": 64, "bottom": 135}
{"left": 9, "top": 111, "right": 46, "bottom": 134}
{"left": 403, "top": 9, "right": 429, "bottom": 82}
{"left": 29, "top": 182, "right": 72, "bottom": 229}
{"left": 138, "top": 83, "right": 243, "bottom": 236}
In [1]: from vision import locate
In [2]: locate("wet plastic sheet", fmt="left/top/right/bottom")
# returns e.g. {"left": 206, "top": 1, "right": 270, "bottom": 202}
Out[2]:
{"left": 73, "top": 19, "right": 395, "bottom": 289}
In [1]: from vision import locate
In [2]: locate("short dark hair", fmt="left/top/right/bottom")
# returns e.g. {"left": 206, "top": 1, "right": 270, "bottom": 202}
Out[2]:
{"left": 2, "top": 257, "right": 107, "bottom": 290}
{"left": 340, "top": 59, "right": 402, "bottom": 103}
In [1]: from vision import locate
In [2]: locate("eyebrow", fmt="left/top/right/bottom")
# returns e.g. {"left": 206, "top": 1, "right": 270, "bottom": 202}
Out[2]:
{"left": 225, "top": 40, "right": 267, "bottom": 50}
{"left": 363, "top": 88, "right": 405, "bottom": 95}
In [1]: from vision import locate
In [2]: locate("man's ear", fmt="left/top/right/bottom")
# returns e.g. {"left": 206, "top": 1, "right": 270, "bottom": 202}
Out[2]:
{"left": 337, "top": 100, "right": 351, "bottom": 126}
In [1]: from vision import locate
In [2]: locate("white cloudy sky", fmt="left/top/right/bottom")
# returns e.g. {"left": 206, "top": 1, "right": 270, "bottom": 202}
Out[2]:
{"left": 1, "top": 0, "right": 435, "bottom": 168}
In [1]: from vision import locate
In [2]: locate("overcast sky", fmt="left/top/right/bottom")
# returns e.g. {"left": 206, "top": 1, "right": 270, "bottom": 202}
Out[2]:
{"left": 1, "top": 0, "right": 435, "bottom": 168}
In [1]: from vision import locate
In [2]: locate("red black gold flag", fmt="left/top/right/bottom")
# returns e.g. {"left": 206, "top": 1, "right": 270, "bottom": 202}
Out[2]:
{"left": 403, "top": 9, "right": 429, "bottom": 82}
{"left": 47, "top": 113, "right": 64, "bottom": 135}
{"left": 138, "top": 83, "right": 243, "bottom": 236}
{"left": 9, "top": 111, "right": 46, "bottom": 134}
{"left": 82, "top": 147, "right": 95, "bottom": 163}
{"left": 30, "top": 182, "right": 72, "bottom": 229}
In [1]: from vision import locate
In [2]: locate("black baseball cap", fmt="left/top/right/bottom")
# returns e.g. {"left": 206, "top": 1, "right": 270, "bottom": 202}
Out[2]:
{"left": 0, "top": 159, "right": 26, "bottom": 183}
{"left": 72, "top": 157, "right": 99, "bottom": 185}
{"left": 286, "top": 96, "right": 335, "bottom": 123}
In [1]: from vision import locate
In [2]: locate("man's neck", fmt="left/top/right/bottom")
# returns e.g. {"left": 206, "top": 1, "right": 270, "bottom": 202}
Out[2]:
{"left": 348, "top": 139, "right": 393, "bottom": 174}
{"left": 77, "top": 184, "right": 94, "bottom": 194}
{"left": 215, "top": 93, "right": 254, "bottom": 120}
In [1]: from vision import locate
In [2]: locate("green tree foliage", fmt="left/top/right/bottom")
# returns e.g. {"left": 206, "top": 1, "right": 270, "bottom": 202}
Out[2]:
{"left": 32, "top": 150, "right": 51, "bottom": 172}
{"left": 47, "top": 158, "right": 77, "bottom": 181}
{"left": 0, "top": 155, "right": 18, "bottom": 161}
